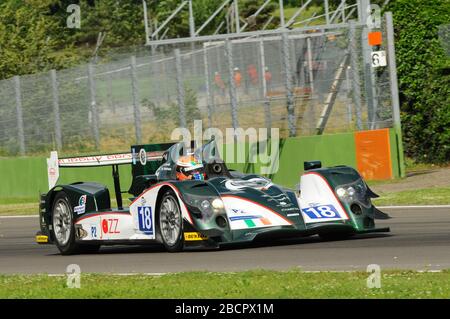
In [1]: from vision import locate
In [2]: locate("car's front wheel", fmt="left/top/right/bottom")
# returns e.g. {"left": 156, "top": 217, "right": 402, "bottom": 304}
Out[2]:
{"left": 51, "top": 192, "right": 100, "bottom": 255}
{"left": 158, "top": 190, "right": 184, "bottom": 252}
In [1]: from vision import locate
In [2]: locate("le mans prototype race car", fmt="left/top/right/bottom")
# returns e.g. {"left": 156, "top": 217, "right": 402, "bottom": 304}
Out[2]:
{"left": 36, "top": 139, "right": 390, "bottom": 254}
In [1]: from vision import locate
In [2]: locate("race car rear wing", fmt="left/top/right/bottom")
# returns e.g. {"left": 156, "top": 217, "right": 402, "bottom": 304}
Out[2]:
{"left": 47, "top": 150, "right": 164, "bottom": 210}
{"left": 47, "top": 151, "right": 134, "bottom": 190}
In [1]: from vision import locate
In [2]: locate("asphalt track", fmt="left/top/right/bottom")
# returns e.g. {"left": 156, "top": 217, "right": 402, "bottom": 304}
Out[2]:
{"left": 0, "top": 207, "right": 449, "bottom": 274}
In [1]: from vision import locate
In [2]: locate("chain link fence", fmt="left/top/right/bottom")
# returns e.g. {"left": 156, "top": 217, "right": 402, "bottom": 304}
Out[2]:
{"left": 0, "top": 18, "right": 397, "bottom": 156}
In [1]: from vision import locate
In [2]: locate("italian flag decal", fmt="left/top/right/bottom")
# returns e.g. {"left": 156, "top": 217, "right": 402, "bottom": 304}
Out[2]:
{"left": 244, "top": 217, "right": 271, "bottom": 228}
{"left": 223, "top": 195, "right": 293, "bottom": 230}
{"left": 245, "top": 219, "right": 256, "bottom": 227}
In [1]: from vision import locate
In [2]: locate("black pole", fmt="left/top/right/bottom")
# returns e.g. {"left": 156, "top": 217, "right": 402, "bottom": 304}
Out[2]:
{"left": 112, "top": 165, "right": 123, "bottom": 210}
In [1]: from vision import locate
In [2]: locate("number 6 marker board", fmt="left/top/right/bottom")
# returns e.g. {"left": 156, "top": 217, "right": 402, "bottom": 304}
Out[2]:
{"left": 371, "top": 50, "right": 387, "bottom": 68}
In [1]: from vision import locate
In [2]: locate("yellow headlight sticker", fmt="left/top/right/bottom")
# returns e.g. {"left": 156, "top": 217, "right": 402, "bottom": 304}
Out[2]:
{"left": 184, "top": 232, "right": 208, "bottom": 241}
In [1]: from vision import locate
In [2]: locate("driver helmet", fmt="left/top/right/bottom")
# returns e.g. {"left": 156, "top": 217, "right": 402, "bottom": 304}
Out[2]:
{"left": 175, "top": 154, "right": 206, "bottom": 181}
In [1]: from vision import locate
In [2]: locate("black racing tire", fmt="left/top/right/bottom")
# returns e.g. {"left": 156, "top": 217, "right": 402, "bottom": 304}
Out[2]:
{"left": 319, "top": 232, "right": 355, "bottom": 241}
{"left": 51, "top": 191, "right": 80, "bottom": 255}
{"left": 157, "top": 190, "right": 184, "bottom": 252}
{"left": 51, "top": 192, "right": 101, "bottom": 255}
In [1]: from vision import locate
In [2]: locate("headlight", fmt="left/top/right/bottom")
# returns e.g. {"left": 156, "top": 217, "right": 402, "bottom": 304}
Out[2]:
{"left": 347, "top": 186, "right": 356, "bottom": 197}
{"left": 211, "top": 198, "right": 224, "bottom": 209}
{"left": 336, "top": 186, "right": 356, "bottom": 202}
{"left": 182, "top": 194, "right": 225, "bottom": 219}
{"left": 336, "top": 187, "right": 347, "bottom": 198}
{"left": 201, "top": 200, "right": 211, "bottom": 211}
{"left": 335, "top": 181, "right": 370, "bottom": 206}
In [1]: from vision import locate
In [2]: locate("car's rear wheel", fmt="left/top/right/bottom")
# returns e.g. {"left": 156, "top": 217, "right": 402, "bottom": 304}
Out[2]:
{"left": 158, "top": 190, "right": 184, "bottom": 252}
{"left": 51, "top": 192, "right": 100, "bottom": 255}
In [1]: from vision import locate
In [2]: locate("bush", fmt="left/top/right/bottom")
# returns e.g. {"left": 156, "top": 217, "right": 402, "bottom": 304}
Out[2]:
{"left": 387, "top": 0, "right": 450, "bottom": 163}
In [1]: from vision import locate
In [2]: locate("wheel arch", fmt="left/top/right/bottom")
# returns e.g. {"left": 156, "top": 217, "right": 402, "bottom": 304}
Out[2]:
{"left": 155, "top": 185, "right": 175, "bottom": 219}
{"left": 43, "top": 187, "right": 65, "bottom": 242}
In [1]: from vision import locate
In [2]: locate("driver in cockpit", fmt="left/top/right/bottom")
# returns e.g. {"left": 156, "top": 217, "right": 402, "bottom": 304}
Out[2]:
{"left": 175, "top": 154, "right": 206, "bottom": 181}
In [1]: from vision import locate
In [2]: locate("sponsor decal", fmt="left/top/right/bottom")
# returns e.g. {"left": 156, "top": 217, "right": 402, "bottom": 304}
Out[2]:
{"left": 132, "top": 148, "right": 137, "bottom": 165}
{"left": 184, "top": 232, "right": 208, "bottom": 241}
{"left": 48, "top": 167, "right": 56, "bottom": 178}
{"left": 101, "top": 218, "right": 120, "bottom": 234}
{"left": 74, "top": 195, "right": 87, "bottom": 215}
{"left": 229, "top": 215, "right": 261, "bottom": 221}
{"left": 139, "top": 149, "right": 147, "bottom": 165}
{"left": 287, "top": 213, "right": 300, "bottom": 217}
{"left": 231, "top": 208, "right": 247, "bottom": 214}
{"left": 58, "top": 153, "right": 132, "bottom": 165}
{"left": 281, "top": 207, "right": 300, "bottom": 212}
{"left": 223, "top": 178, "right": 273, "bottom": 191}
{"left": 137, "top": 206, "right": 154, "bottom": 235}
{"left": 261, "top": 194, "right": 293, "bottom": 208}
{"left": 91, "top": 225, "right": 98, "bottom": 239}
{"left": 302, "top": 205, "right": 339, "bottom": 219}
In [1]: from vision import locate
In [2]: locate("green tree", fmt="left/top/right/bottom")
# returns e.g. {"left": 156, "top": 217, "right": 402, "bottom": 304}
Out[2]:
{"left": 240, "top": 0, "right": 277, "bottom": 31}
{"left": 386, "top": 0, "right": 450, "bottom": 163}
{"left": 155, "top": 0, "right": 225, "bottom": 39}
{"left": 0, "top": 0, "right": 80, "bottom": 80}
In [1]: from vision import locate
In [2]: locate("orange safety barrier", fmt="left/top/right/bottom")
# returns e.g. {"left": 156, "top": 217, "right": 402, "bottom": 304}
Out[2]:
{"left": 355, "top": 128, "right": 393, "bottom": 180}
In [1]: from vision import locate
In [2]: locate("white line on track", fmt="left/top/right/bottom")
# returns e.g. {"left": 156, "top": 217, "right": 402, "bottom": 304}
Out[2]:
{"left": 46, "top": 273, "right": 167, "bottom": 277}
{"left": 35, "top": 270, "right": 445, "bottom": 276}
{"left": 0, "top": 215, "right": 39, "bottom": 219}
{"left": 378, "top": 205, "right": 450, "bottom": 209}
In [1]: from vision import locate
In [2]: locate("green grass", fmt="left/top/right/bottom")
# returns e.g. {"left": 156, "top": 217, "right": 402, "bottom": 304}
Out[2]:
{"left": 0, "top": 197, "right": 38, "bottom": 216}
{"left": 373, "top": 187, "right": 450, "bottom": 206}
{"left": 0, "top": 270, "right": 448, "bottom": 298}
{"left": 404, "top": 157, "right": 449, "bottom": 172}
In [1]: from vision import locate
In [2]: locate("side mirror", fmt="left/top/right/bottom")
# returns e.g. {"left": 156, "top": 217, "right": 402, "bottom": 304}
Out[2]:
{"left": 304, "top": 161, "right": 322, "bottom": 171}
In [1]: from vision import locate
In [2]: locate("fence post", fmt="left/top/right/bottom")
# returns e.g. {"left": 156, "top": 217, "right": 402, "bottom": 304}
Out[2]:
{"left": 349, "top": 20, "right": 363, "bottom": 130}
{"left": 324, "top": 0, "right": 330, "bottom": 25}
{"left": 203, "top": 47, "right": 213, "bottom": 128}
{"left": 386, "top": 11, "right": 405, "bottom": 178}
{"left": 259, "top": 39, "right": 272, "bottom": 135}
{"left": 174, "top": 49, "right": 187, "bottom": 128}
{"left": 14, "top": 76, "right": 25, "bottom": 155}
{"left": 281, "top": 32, "right": 296, "bottom": 137}
{"left": 50, "top": 69, "right": 62, "bottom": 150}
{"left": 362, "top": 32, "right": 379, "bottom": 128}
{"left": 130, "top": 56, "right": 142, "bottom": 144}
{"left": 345, "top": 66, "right": 353, "bottom": 128}
{"left": 88, "top": 63, "right": 100, "bottom": 150}
{"left": 107, "top": 68, "right": 116, "bottom": 114}
{"left": 306, "top": 37, "right": 315, "bottom": 93}
{"left": 225, "top": 39, "right": 239, "bottom": 131}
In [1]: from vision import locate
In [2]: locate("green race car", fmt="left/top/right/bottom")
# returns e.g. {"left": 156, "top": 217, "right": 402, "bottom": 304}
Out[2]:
{"left": 36, "top": 139, "right": 390, "bottom": 255}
